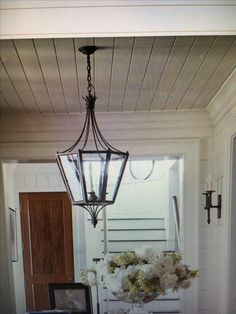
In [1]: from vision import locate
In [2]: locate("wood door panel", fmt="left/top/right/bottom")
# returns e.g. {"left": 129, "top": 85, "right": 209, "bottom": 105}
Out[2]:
{"left": 20, "top": 192, "right": 74, "bottom": 311}
{"left": 33, "top": 284, "right": 50, "bottom": 310}
{"left": 29, "top": 199, "right": 66, "bottom": 275}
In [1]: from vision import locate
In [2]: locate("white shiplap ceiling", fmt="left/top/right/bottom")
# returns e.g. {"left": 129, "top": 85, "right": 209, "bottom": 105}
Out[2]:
{"left": 0, "top": 36, "right": 235, "bottom": 114}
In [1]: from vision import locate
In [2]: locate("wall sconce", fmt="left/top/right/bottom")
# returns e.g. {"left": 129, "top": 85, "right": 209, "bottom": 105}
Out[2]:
{"left": 202, "top": 190, "right": 222, "bottom": 224}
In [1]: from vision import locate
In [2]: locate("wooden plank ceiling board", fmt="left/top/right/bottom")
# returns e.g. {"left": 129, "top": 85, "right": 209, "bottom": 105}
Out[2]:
{"left": 94, "top": 37, "right": 114, "bottom": 112}
{"left": 0, "top": 60, "right": 25, "bottom": 112}
{"left": 108, "top": 37, "right": 134, "bottom": 112}
{"left": 0, "top": 40, "right": 40, "bottom": 112}
{"left": 53, "top": 38, "right": 81, "bottom": 113}
{"left": 13, "top": 39, "right": 53, "bottom": 113}
{"left": 33, "top": 39, "right": 68, "bottom": 113}
{"left": 136, "top": 36, "right": 175, "bottom": 111}
{"left": 163, "top": 36, "right": 217, "bottom": 110}
{"left": 150, "top": 36, "right": 196, "bottom": 111}
{"left": 177, "top": 36, "right": 236, "bottom": 110}
{"left": 192, "top": 38, "right": 236, "bottom": 109}
{"left": 122, "top": 37, "right": 155, "bottom": 112}
{"left": 0, "top": 36, "right": 235, "bottom": 114}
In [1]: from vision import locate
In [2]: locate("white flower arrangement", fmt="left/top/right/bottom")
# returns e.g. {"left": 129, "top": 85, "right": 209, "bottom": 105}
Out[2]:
{"left": 80, "top": 246, "right": 198, "bottom": 297}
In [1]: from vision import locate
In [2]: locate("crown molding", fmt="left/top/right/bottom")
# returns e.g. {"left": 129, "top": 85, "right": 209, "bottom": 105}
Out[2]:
{"left": 207, "top": 69, "right": 236, "bottom": 129}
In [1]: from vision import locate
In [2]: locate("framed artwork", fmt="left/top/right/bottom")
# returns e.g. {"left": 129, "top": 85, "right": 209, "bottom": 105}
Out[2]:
{"left": 9, "top": 207, "right": 18, "bottom": 262}
{"left": 49, "top": 283, "right": 92, "bottom": 314}
{"left": 29, "top": 312, "right": 72, "bottom": 314}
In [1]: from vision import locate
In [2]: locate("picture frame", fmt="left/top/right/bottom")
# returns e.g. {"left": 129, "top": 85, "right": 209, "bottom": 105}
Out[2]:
{"left": 9, "top": 207, "right": 18, "bottom": 262}
{"left": 48, "top": 283, "right": 92, "bottom": 314}
{"left": 29, "top": 312, "right": 72, "bottom": 314}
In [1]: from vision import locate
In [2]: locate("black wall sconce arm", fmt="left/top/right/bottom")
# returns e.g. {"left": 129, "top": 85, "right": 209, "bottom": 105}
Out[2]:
{"left": 202, "top": 190, "right": 222, "bottom": 224}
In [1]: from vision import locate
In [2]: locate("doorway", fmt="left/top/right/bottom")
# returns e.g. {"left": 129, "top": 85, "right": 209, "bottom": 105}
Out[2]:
{"left": 85, "top": 157, "right": 184, "bottom": 313}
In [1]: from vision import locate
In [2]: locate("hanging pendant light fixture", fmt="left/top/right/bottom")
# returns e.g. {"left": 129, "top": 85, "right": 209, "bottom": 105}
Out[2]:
{"left": 57, "top": 46, "right": 129, "bottom": 227}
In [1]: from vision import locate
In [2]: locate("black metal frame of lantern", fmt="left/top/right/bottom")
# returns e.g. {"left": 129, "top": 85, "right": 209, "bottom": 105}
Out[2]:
{"left": 56, "top": 46, "right": 129, "bottom": 227}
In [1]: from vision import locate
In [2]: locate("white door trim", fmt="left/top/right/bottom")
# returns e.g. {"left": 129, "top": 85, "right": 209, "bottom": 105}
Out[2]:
{"left": 225, "top": 128, "right": 236, "bottom": 314}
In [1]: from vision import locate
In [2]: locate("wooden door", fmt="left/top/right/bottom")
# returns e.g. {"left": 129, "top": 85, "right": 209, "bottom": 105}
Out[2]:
{"left": 20, "top": 192, "right": 74, "bottom": 311}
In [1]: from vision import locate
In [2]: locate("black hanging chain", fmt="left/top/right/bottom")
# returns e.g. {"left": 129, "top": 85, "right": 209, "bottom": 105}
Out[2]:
{"left": 83, "top": 53, "right": 97, "bottom": 110}
{"left": 87, "top": 54, "right": 92, "bottom": 96}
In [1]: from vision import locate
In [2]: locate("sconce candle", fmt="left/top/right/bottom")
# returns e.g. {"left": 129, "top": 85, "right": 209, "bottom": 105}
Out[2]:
{"left": 207, "top": 180, "right": 212, "bottom": 191}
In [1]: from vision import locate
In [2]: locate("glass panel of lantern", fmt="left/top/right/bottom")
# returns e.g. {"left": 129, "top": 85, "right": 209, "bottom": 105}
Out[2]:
{"left": 105, "top": 152, "right": 128, "bottom": 202}
{"left": 57, "top": 153, "right": 84, "bottom": 204}
{"left": 80, "top": 151, "right": 108, "bottom": 204}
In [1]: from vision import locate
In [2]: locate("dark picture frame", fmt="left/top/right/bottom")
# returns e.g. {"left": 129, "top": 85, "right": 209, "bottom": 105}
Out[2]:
{"left": 9, "top": 207, "right": 18, "bottom": 262}
{"left": 48, "top": 283, "right": 92, "bottom": 314}
{"left": 29, "top": 312, "right": 72, "bottom": 314}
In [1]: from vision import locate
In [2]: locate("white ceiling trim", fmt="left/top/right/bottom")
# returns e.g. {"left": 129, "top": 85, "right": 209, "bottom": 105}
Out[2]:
{"left": 207, "top": 69, "right": 236, "bottom": 127}
{"left": 1, "top": 1, "right": 236, "bottom": 39}
{"left": 1, "top": 1, "right": 236, "bottom": 9}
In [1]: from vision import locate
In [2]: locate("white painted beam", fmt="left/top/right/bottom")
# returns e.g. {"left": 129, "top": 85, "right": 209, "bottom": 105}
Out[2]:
{"left": 0, "top": 110, "right": 212, "bottom": 159}
{"left": 0, "top": 1, "right": 236, "bottom": 39}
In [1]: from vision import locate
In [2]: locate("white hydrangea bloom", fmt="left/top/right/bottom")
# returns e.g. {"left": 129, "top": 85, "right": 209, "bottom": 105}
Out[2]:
{"left": 106, "top": 267, "right": 127, "bottom": 292}
{"left": 105, "top": 273, "right": 123, "bottom": 292}
{"left": 135, "top": 246, "right": 155, "bottom": 262}
{"left": 87, "top": 271, "right": 97, "bottom": 285}
{"left": 160, "top": 273, "right": 178, "bottom": 290}
{"left": 176, "top": 264, "right": 187, "bottom": 276}
{"left": 179, "top": 279, "right": 191, "bottom": 289}
{"left": 80, "top": 246, "right": 197, "bottom": 295}
{"left": 126, "top": 265, "right": 137, "bottom": 276}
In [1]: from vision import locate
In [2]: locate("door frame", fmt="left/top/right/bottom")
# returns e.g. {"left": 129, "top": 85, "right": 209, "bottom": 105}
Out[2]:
{"left": 226, "top": 132, "right": 236, "bottom": 313}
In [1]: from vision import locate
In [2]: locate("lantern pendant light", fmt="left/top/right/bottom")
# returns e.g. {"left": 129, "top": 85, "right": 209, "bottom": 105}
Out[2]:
{"left": 56, "top": 46, "right": 129, "bottom": 227}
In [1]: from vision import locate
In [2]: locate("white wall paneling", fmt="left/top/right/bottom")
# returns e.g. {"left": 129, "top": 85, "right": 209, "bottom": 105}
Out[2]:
{"left": 207, "top": 102, "right": 236, "bottom": 314}
{"left": 228, "top": 136, "right": 236, "bottom": 313}
{"left": 0, "top": 162, "right": 16, "bottom": 314}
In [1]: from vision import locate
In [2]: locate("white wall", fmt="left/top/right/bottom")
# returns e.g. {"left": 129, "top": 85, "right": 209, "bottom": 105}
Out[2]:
{"left": 0, "top": 162, "right": 15, "bottom": 314}
{"left": 210, "top": 113, "right": 236, "bottom": 314}
{"left": 206, "top": 69, "right": 236, "bottom": 314}
{"left": 228, "top": 136, "right": 236, "bottom": 314}
{"left": 198, "top": 136, "right": 213, "bottom": 314}
{"left": 3, "top": 164, "right": 25, "bottom": 314}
